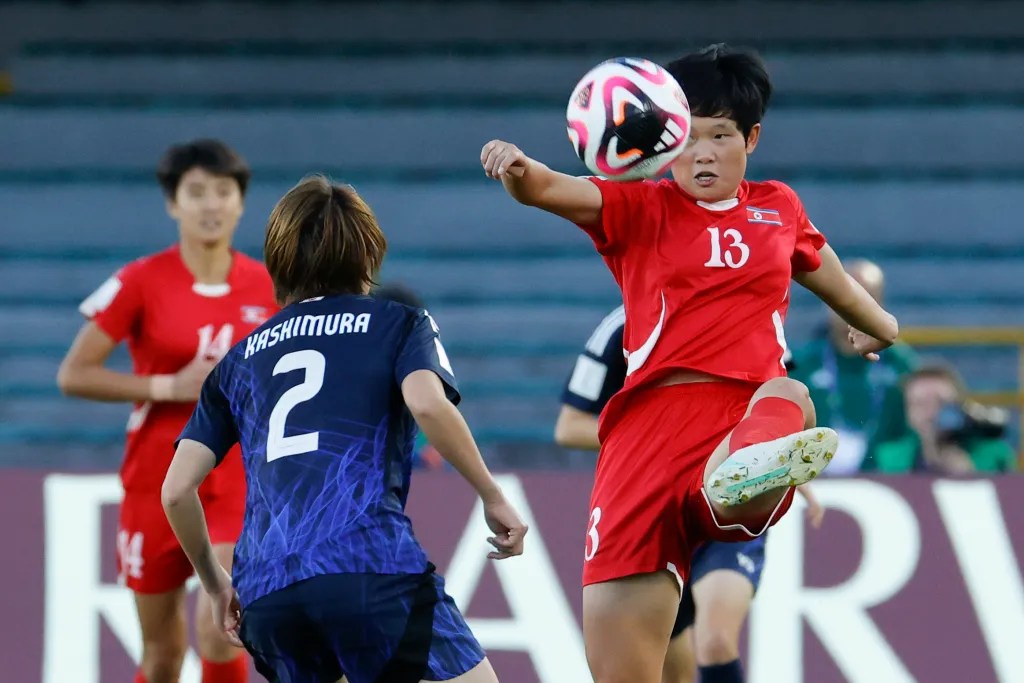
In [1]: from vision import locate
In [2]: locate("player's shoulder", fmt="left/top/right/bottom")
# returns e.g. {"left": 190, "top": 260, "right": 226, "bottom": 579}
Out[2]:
{"left": 231, "top": 250, "right": 271, "bottom": 276}
{"left": 749, "top": 179, "right": 802, "bottom": 210}
{"left": 228, "top": 251, "right": 272, "bottom": 292}
{"left": 115, "top": 246, "right": 178, "bottom": 282}
{"left": 584, "top": 305, "right": 626, "bottom": 355}
{"left": 365, "top": 297, "right": 423, "bottom": 324}
{"left": 382, "top": 299, "right": 433, "bottom": 333}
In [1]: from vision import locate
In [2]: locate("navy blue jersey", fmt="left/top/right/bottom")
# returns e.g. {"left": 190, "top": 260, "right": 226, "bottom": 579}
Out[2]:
{"left": 179, "top": 294, "right": 458, "bottom": 607}
{"left": 561, "top": 306, "right": 627, "bottom": 414}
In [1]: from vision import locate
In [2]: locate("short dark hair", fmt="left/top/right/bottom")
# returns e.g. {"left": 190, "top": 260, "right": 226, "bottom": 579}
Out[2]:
{"left": 156, "top": 139, "right": 251, "bottom": 199}
{"left": 666, "top": 43, "right": 772, "bottom": 139}
{"left": 263, "top": 175, "right": 387, "bottom": 305}
{"left": 904, "top": 359, "right": 967, "bottom": 398}
{"left": 373, "top": 281, "right": 425, "bottom": 309}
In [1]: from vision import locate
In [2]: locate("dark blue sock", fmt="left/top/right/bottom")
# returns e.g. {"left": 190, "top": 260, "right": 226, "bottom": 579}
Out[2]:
{"left": 700, "top": 659, "right": 744, "bottom": 683}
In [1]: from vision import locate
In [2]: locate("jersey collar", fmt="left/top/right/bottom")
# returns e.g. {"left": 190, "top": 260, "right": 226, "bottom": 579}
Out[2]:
{"left": 173, "top": 244, "right": 239, "bottom": 298}
{"left": 671, "top": 178, "right": 749, "bottom": 211}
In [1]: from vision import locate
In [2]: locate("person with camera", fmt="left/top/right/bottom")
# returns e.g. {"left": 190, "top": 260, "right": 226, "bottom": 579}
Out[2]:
{"left": 788, "top": 260, "right": 918, "bottom": 475}
{"left": 874, "top": 362, "right": 1016, "bottom": 474}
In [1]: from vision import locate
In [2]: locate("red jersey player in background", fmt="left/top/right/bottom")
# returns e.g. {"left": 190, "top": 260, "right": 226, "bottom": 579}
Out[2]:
{"left": 58, "top": 139, "right": 276, "bottom": 683}
{"left": 481, "top": 44, "right": 898, "bottom": 683}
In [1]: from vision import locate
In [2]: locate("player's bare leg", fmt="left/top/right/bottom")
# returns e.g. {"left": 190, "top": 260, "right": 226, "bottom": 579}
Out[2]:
{"left": 430, "top": 657, "right": 499, "bottom": 682}
{"left": 702, "top": 377, "right": 834, "bottom": 527}
{"left": 691, "top": 571, "right": 754, "bottom": 671}
{"left": 662, "top": 628, "right": 696, "bottom": 683}
{"left": 134, "top": 586, "right": 188, "bottom": 683}
{"left": 195, "top": 542, "right": 247, "bottom": 680}
{"left": 584, "top": 571, "right": 680, "bottom": 683}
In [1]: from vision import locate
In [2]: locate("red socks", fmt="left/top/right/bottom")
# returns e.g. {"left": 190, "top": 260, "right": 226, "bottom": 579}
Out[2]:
{"left": 136, "top": 656, "right": 247, "bottom": 683}
{"left": 202, "top": 656, "right": 248, "bottom": 683}
{"left": 729, "top": 397, "right": 805, "bottom": 454}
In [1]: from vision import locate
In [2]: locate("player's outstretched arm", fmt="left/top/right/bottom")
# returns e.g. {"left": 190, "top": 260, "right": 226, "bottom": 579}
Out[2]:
{"left": 162, "top": 439, "right": 244, "bottom": 646}
{"left": 794, "top": 245, "right": 899, "bottom": 359}
{"left": 58, "top": 321, "right": 215, "bottom": 402}
{"left": 402, "top": 369, "right": 528, "bottom": 559}
{"left": 554, "top": 404, "right": 601, "bottom": 451}
{"left": 480, "top": 139, "right": 603, "bottom": 225}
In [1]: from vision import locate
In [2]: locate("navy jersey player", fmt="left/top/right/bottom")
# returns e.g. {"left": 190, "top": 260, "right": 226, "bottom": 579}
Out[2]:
{"left": 162, "top": 175, "right": 527, "bottom": 683}
{"left": 555, "top": 306, "right": 824, "bottom": 683}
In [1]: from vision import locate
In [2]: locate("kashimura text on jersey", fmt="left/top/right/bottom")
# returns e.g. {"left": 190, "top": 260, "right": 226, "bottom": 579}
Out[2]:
{"left": 244, "top": 312, "right": 371, "bottom": 359}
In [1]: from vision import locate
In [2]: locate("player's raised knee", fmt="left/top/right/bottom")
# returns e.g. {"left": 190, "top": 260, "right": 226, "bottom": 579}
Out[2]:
{"left": 752, "top": 377, "right": 814, "bottom": 426}
{"left": 755, "top": 376, "right": 808, "bottom": 402}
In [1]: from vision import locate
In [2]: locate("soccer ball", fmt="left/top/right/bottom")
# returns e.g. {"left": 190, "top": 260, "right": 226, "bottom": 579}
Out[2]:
{"left": 566, "top": 57, "right": 691, "bottom": 181}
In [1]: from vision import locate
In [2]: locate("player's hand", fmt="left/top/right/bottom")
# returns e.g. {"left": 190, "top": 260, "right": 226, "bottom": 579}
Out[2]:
{"left": 208, "top": 567, "right": 244, "bottom": 648}
{"left": 171, "top": 355, "right": 218, "bottom": 401}
{"left": 847, "top": 326, "right": 891, "bottom": 362}
{"left": 804, "top": 492, "right": 826, "bottom": 529}
{"left": 482, "top": 493, "right": 528, "bottom": 560}
{"left": 481, "top": 140, "right": 528, "bottom": 180}
{"left": 797, "top": 485, "right": 825, "bottom": 529}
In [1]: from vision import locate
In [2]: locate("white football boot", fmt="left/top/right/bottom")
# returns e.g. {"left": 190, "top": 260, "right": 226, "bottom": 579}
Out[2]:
{"left": 706, "top": 428, "right": 839, "bottom": 506}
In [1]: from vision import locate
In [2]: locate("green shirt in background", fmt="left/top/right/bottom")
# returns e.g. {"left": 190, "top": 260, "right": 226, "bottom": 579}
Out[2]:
{"left": 788, "top": 336, "right": 919, "bottom": 473}
{"left": 873, "top": 433, "right": 1017, "bottom": 473}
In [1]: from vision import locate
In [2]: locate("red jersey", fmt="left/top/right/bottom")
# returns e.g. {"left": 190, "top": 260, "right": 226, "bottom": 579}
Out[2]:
{"left": 579, "top": 177, "right": 826, "bottom": 401}
{"left": 80, "top": 246, "right": 277, "bottom": 491}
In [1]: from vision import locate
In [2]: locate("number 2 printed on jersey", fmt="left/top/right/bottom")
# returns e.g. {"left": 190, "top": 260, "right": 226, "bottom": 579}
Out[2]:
{"left": 265, "top": 313, "right": 455, "bottom": 462}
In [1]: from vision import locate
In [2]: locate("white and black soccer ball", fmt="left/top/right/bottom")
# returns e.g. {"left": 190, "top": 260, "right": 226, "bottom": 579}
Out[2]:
{"left": 566, "top": 57, "right": 691, "bottom": 181}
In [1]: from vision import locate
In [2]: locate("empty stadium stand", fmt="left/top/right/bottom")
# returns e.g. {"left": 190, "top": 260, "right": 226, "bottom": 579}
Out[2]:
{"left": 1, "top": 0, "right": 1021, "bottom": 466}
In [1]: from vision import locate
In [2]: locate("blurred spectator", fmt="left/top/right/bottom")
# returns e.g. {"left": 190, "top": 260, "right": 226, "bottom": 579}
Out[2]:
{"left": 789, "top": 259, "right": 917, "bottom": 474}
{"left": 874, "top": 361, "right": 1015, "bottom": 474}
{"left": 372, "top": 281, "right": 445, "bottom": 470}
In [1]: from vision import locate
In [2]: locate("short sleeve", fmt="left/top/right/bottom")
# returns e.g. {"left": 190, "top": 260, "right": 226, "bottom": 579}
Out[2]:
{"left": 560, "top": 309, "right": 627, "bottom": 415}
{"left": 176, "top": 363, "right": 239, "bottom": 464}
{"left": 773, "top": 182, "right": 827, "bottom": 273}
{"left": 395, "top": 309, "right": 460, "bottom": 406}
{"left": 575, "top": 177, "right": 655, "bottom": 255}
{"left": 79, "top": 260, "right": 146, "bottom": 343}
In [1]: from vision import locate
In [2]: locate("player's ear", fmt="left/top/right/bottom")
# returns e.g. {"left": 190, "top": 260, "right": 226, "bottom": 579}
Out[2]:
{"left": 745, "top": 123, "right": 761, "bottom": 154}
{"left": 165, "top": 198, "right": 181, "bottom": 221}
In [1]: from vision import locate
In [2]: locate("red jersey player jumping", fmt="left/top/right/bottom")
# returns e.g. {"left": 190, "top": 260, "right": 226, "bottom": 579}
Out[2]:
{"left": 481, "top": 44, "right": 898, "bottom": 683}
{"left": 58, "top": 139, "right": 276, "bottom": 683}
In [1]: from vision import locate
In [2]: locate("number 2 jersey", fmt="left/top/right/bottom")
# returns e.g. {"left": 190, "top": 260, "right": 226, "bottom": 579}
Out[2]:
{"left": 577, "top": 178, "right": 826, "bottom": 435}
{"left": 80, "top": 245, "right": 277, "bottom": 492}
{"left": 178, "top": 295, "right": 459, "bottom": 607}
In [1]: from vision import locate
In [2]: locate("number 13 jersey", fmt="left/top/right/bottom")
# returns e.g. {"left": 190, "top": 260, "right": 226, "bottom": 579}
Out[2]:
{"left": 577, "top": 177, "right": 826, "bottom": 408}
{"left": 178, "top": 296, "right": 458, "bottom": 606}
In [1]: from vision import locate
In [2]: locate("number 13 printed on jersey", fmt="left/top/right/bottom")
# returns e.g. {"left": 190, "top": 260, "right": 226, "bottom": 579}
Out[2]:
{"left": 704, "top": 227, "right": 750, "bottom": 269}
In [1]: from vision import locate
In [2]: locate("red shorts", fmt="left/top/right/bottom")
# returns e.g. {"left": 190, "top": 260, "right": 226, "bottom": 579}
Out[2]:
{"left": 582, "top": 381, "right": 793, "bottom": 588}
{"left": 116, "top": 452, "right": 246, "bottom": 594}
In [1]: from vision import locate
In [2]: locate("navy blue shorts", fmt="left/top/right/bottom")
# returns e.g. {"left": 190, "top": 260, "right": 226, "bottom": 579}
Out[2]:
{"left": 671, "top": 536, "right": 767, "bottom": 637}
{"left": 239, "top": 564, "right": 484, "bottom": 683}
